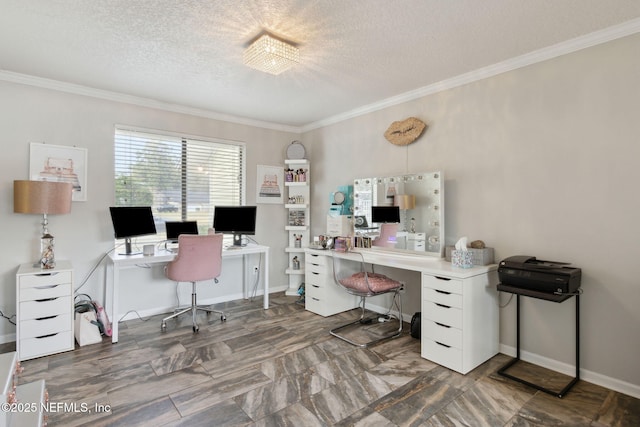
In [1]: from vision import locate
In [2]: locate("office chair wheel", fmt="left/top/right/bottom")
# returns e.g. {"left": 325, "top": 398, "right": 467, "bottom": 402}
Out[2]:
{"left": 221, "top": 315, "right": 226, "bottom": 322}
{"left": 193, "top": 325, "right": 199, "bottom": 333}
{"left": 161, "top": 321, "right": 167, "bottom": 331}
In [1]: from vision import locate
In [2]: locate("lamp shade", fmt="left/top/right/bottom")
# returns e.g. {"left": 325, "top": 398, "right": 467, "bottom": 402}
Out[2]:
{"left": 394, "top": 194, "right": 416, "bottom": 210}
{"left": 14, "top": 180, "right": 73, "bottom": 215}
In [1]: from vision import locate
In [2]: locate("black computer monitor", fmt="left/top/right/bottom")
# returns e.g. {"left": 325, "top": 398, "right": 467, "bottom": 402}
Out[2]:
{"left": 165, "top": 221, "right": 199, "bottom": 242}
{"left": 371, "top": 206, "right": 400, "bottom": 224}
{"left": 109, "top": 206, "right": 157, "bottom": 255}
{"left": 213, "top": 206, "right": 257, "bottom": 246}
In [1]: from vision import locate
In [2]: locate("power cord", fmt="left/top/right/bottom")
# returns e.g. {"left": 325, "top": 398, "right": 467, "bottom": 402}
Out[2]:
{"left": 0, "top": 309, "right": 16, "bottom": 326}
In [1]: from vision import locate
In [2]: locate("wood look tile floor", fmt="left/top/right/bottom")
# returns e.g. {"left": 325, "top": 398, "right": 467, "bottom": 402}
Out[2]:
{"left": 3, "top": 293, "right": 639, "bottom": 426}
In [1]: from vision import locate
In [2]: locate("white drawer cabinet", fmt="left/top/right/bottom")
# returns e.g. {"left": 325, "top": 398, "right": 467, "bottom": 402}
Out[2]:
{"left": 16, "top": 261, "right": 74, "bottom": 361}
{"left": 0, "top": 352, "right": 47, "bottom": 427}
{"left": 304, "top": 252, "right": 357, "bottom": 317}
{"left": 421, "top": 271, "right": 498, "bottom": 374}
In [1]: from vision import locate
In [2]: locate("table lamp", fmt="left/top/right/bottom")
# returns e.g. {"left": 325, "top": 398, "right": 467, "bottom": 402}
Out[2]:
{"left": 394, "top": 194, "right": 416, "bottom": 232}
{"left": 14, "top": 180, "right": 73, "bottom": 269}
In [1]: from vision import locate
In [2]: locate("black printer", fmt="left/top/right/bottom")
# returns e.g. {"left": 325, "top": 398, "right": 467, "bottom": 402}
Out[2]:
{"left": 498, "top": 255, "right": 581, "bottom": 295}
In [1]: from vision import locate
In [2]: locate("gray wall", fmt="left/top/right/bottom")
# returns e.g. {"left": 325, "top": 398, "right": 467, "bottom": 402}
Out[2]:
{"left": 303, "top": 33, "right": 640, "bottom": 395}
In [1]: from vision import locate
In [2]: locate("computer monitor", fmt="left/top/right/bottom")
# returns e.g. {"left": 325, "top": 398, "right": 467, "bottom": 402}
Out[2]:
{"left": 371, "top": 206, "right": 400, "bottom": 224}
{"left": 213, "top": 206, "right": 257, "bottom": 246}
{"left": 109, "top": 206, "right": 157, "bottom": 255}
{"left": 165, "top": 221, "right": 199, "bottom": 243}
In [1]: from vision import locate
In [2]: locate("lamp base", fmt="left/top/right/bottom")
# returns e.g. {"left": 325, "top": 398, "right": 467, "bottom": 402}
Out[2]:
{"left": 40, "top": 233, "right": 56, "bottom": 269}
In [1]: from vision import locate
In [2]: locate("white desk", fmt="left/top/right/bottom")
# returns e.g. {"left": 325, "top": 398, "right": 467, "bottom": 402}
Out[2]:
{"left": 306, "top": 247, "right": 499, "bottom": 374}
{"left": 106, "top": 244, "right": 269, "bottom": 343}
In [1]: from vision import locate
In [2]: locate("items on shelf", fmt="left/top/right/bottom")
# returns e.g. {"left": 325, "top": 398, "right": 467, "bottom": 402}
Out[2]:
{"left": 288, "top": 195, "right": 305, "bottom": 204}
{"left": 293, "top": 234, "right": 302, "bottom": 248}
{"left": 285, "top": 168, "right": 307, "bottom": 182}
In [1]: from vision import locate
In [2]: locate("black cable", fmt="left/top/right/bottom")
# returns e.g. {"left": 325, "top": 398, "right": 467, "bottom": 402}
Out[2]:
{"left": 0, "top": 310, "right": 16, "bottom": 326}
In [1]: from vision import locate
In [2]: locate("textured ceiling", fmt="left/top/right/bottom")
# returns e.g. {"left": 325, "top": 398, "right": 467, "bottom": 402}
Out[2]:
{"left": 1, "top": 1, "right": 639, "bottom": 129}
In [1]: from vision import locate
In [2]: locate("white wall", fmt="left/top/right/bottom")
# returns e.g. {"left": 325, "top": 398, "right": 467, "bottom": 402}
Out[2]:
{"left": 303, "top": 33, "right": 640, "bottom": 395}
{"left": 0, "top": 82, "right": 298, "bottom": 339}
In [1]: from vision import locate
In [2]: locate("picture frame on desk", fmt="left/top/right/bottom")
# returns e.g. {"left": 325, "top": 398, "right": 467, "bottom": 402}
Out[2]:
{"left": 29, "top": 142, "right": 88, "bottom": 201}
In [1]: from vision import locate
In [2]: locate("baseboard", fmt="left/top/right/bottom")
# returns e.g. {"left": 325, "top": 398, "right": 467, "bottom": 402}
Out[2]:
{"left": 500, "top": 344, "right": 640, "bottom": 399}
{"left": 0, "top": 332, "right": 16, "bottom": 345}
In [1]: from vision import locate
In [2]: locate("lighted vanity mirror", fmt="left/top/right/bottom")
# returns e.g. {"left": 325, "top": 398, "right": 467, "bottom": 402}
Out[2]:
{"left": 353, "top": 172, "right": 444, "bottom": 257}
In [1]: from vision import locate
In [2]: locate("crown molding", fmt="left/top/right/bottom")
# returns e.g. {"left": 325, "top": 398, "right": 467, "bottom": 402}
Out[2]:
{"left": 0, "top": 70, "right": 302, "bottom": 134}
{"left": 301, "top": 17, "right": 640, "bottom": 133}
{"left": 2, "top": 18, "right": 638, "bottom": 135}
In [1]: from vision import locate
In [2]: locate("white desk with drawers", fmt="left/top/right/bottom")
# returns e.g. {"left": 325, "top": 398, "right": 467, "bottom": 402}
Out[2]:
{"left": 305, "top": 247, "right": 498, "bottom": 374}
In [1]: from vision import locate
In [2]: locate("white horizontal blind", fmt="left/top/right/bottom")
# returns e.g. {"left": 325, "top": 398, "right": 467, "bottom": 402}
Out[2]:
{"left": 114, "top": 128, "right": 245, "bottom": 244}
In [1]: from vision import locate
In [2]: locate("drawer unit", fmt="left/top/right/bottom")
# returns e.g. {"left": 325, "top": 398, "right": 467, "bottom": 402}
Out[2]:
{"left": 1, "top": 351, "right": 47, "bottom": 427}
{"left": 304, "top": 251, "right": 358, "bottom": 317}
{"left": 421, "top": 270, "right": 498, "bottom": 374}
{"left": 16, "top": 261, "right": 74, "bottom": 361}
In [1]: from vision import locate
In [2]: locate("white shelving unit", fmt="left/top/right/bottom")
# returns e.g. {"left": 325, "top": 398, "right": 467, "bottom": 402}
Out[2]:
{"left": 284, "top": 159, "right": 310, "bottom": 296}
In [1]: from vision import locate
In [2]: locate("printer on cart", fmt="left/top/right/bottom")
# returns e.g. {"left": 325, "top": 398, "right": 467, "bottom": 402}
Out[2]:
{"left": 498, "top": 255, "right": 581, "bottom": 295}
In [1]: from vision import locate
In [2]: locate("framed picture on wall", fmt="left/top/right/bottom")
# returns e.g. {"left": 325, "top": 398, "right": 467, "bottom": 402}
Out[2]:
{"left": 29, "top": 143, "right": 88, "bottom": 201}
{"left": 256, "top": 165, "right": 283, "bottom": 204}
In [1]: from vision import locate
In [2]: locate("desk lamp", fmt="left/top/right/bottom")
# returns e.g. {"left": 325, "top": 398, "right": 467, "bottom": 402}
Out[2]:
{"left": 14, "top": 180, "right": 73, "bottom": 269}
{"left": 394, "top": 194, "right": 416, "bottom": 232}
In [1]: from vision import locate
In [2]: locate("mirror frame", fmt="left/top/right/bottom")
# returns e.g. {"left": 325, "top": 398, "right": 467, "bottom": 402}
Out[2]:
{"left": 353, "top": 171, "right": 444, "bottom": 257}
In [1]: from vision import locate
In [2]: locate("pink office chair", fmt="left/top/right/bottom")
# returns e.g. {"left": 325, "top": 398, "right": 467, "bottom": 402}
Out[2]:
{"left": 373, "top": 223, "right": 398, "bottom": 248}
{"left": 331, "top": 251, "right": 404, "bottom": 347}
{"left": 162, "top": 233, "right": 226, "bottom": 332}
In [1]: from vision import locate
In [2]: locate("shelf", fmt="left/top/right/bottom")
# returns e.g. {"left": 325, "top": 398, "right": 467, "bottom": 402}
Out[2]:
{"left": 285, "top": 159, "right": 309, "bottom": 165}
{"left": 285, "top": 204, "right": 308, "bottom": 209}
{"left": 285, "top": 181, "right": 308, "bottom": 187}
{"left": 286, "top": 268, "right": 305, "bottom": 275}
{"left": 286, "top": 225, "right": 308, "bottom": 231}
{"left": 285, "top": 247, "right": 306, "bottom": 253}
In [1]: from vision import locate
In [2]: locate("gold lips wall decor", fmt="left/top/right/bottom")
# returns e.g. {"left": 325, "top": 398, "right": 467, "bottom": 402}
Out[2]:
{"left": 384, "top": 117, "right": 427, "bottom": 146}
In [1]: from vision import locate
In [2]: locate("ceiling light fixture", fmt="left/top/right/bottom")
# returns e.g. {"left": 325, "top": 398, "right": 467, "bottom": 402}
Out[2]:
{"left": 243, "top": 34, "right": 299, "bottom": 75}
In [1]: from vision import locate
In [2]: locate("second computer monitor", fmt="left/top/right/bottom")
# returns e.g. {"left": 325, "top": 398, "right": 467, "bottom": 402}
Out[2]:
{"left": 165, "top": 221, "right": 199, "bottom": 243}
{"left": 371, "top": 206, "right": 400, "bottom": 224}
{"left": 213, "top": 206, "right": 257, "bottom": 246}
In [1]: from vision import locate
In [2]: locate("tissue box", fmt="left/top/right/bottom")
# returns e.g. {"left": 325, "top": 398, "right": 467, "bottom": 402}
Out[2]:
{"left": 446, "top": 246, "right": 495, "bottom": 266}
{"left": 451, "top": 250, "right": 473, "bottom": 268}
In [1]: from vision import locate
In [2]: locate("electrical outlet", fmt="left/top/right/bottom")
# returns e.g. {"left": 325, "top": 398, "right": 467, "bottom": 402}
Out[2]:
{"left": 253, "top": 266, "right": 259, "bottom": 274}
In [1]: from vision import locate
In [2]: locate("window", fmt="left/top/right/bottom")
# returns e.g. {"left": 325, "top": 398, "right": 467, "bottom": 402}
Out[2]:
{"left": 114, "top": 127, "right": 245, "bottom": 243}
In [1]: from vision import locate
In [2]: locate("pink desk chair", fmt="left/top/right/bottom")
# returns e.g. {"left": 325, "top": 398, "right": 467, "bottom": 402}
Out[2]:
{"left": 331, "top": 250, "right": 404, "bottom": 347}
{"left": 162, "top": 233, "right": 226, "bottom": 332}
{"left": 373, "top": 223, "right": 398, "bottom": 248}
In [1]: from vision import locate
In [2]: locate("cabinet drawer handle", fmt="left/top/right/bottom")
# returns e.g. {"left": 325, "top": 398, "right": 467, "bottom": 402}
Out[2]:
{"left": 311, "top": 285, "right": 319, "bottom": 288}
{"left": 435, "top": 303, "right": 450, "bottom": 309}
{"left": 312, "top": 297, "right": 319, "bottom": 301}
{"left": 35, "top": 297, "right": 59, "bottom": 303}
{"left": 35, "top": 333, "right": 59, "bottom": 339}
{"left": 435, "top": 289, "right": 451, "bottom": 295}
{"left": 312, "top": 272, "right": 320, "bottom": 276}
{"left": 434, "top": 276, "right": 451, "bottom": 281}
{"left": 35, "top": 315, "right": 58, "bottom": 321}
{"left": 33, "top": 272, "right": 59, "bottom": 277}
{"left": 435, "top": 341, "right": 451, "bottom": 348}
{"left": 435, "top": 322, "right": 451, "bottom": 328}
{"left": 34, "top": 284, "right": 60, "bottom": 290}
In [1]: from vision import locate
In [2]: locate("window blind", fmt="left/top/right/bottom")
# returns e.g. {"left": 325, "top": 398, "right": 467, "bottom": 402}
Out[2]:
{"left": 114, "top": 127, "right": 245, "bottom": 243}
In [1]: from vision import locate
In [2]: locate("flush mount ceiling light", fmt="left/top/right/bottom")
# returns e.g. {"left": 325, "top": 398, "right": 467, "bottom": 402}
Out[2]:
{"left": 243, "top": 34, "right": 299, "bottom": 75}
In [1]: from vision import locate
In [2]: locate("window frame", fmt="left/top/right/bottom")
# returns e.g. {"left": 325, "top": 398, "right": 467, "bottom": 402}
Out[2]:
{"left": 113, "top": 125, "right": 246, "bottom": 246}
